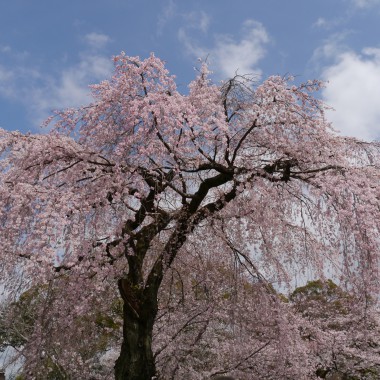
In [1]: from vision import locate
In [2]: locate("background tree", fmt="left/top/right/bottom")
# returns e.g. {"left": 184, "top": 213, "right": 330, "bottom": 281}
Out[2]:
{"left": 1, "top": 53, "right": 380, "bottom": 379}
{"left": 290, "top": 280, "right": 380, "bottom": 379}
{"left": 0, "top": 279, "right": 122, "bottom": 379}
{"left": 153, "top": 242, "right": 314, "bottom": 379}
{"left": 1, "top": 243, "right": 316, "bottom": 379}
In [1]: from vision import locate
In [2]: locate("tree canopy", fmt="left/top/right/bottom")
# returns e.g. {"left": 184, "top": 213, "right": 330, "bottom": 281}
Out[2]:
{"left": 0, "top": 53, "right": 379, "bottom": 379}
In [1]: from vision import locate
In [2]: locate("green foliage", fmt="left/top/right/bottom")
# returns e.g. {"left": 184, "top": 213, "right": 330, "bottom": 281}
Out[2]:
{"left": 14, "top": 359, "right": 68, "bottom": 380}
{"left": 2, "top": 285, "right": 122, "bottom": 378}
{"left": 290, "top": 279, "right": 351, "bottom": 319}
{"left": 290, "top": 279, "right": 339, "bottom": 300}
{"left": 0, "top": 284, "right": 49, "bottom": 351}
{"left": 277, "top": 293, "right": 289, "bottom": 303}
{"left": 291, "top": 280, "right": 380, "bottom": 380}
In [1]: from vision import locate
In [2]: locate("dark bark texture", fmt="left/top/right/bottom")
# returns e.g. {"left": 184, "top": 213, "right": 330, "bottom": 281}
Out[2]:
{"left": 114, "top": 170, "right": 239, "bottom": 379}
{"left": 114, "top": 279, "right": 158, "bottom": 380}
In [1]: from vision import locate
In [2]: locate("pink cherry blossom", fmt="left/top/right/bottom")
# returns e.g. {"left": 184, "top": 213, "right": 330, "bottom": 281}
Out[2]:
{"left": 0, "top": 53, "right": 379, "bottom": 379}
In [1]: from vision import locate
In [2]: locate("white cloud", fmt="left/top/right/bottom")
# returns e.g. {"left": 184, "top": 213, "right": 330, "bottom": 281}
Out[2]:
{"left": 185, "top": 11, "right": 210, "bottom": 33}
{"left": 321, "top": 48, "right": 380, "bottom": 141}
{"left": 0, "top": 65, "right": 14, "bottom": 83}
{"left": 157, "top": 0, "right": 176, "bottom": 35}
{"left": 0, "top": 45, "right": 11, "bottom": 53}
{"left": 351, "top": 0, "right": 380, "bottom": 8}
{"left": 310, "top": 32, "right": 350, "bottom": 71}
{"left": 38, "top": 54, "right": 113, "bottom": 110}
{"left": 179, "top": 19, "right": 270, "bottom": 80}
{"left": 0, "top": 65, "right": 41, "bottom": 99}
{"left": 312, "top": 16, "right": 346, "bottom": 30}
{"left": 313, "top": 17, "right": 328, "bottom": 28}
{"left": 0, "top": 46, "right": 113, "bottom": 129}
{"left": 83, "top": 32, "right": 111, "bottom": 49}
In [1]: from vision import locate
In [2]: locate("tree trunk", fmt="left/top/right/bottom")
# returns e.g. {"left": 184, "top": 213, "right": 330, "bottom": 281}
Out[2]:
{"left": 114, "top": 279, "right": 158, "bottom": 380}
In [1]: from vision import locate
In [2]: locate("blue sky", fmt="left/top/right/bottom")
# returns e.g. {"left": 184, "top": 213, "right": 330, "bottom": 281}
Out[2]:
{"left": 1, "top": 0, "right": 380, "bottom": 140}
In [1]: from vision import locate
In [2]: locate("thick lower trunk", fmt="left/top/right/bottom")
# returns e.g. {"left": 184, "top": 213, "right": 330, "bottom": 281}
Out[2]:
{"left": 114, "top": 281, "right": 158, "bottom": 380}
{"left": 114, "top": 314, "right": 156, "bottom": 379}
